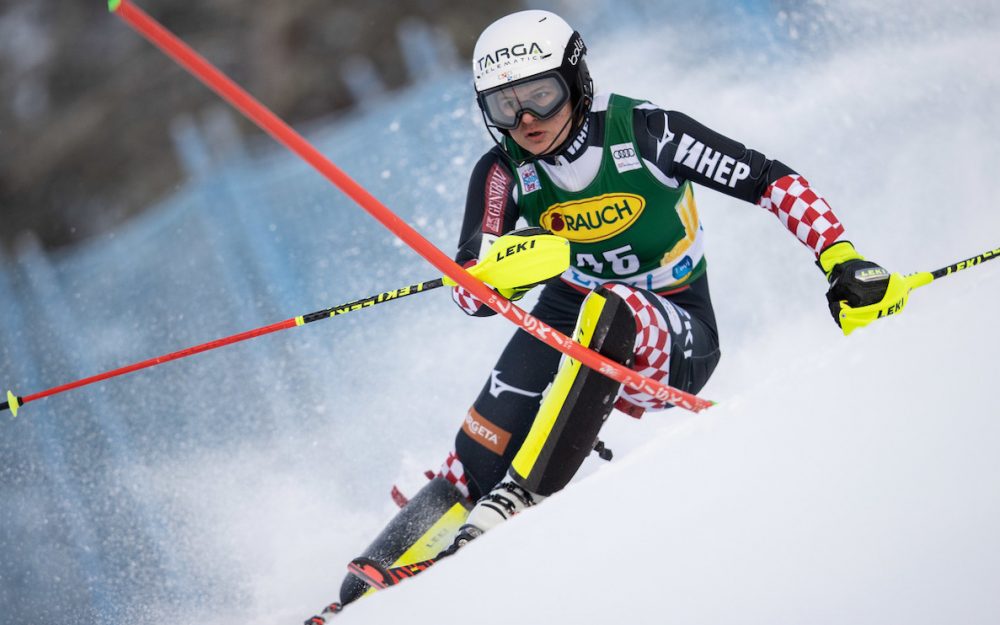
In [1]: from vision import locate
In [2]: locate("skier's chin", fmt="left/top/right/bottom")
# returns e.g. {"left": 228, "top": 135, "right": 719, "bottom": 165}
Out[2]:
{"left": 515, "top": 132, "right": 549, "bottom": 154}
{"left": 516, "top": 131, "right": 563, "bottom": 156}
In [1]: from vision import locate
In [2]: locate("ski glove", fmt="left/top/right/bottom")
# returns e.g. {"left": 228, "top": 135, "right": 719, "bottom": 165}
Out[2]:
{"left": 451, "top": 227, "right": 565, "bottom": 316}
{"left": 818, "top": 241, "right": 911, "bottom": 335}
{"left": 451, "top": 260, "right": 532, "bottom": 317}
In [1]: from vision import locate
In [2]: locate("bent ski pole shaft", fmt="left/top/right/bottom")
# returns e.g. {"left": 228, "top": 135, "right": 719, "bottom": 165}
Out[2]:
{"left": 1, "top": 279, "right": 443, "bottom": 417}
{"left": 109, "top": 0, "right": 715, "bottom": 413}
{"left": 904, "top": 245, "right": 1000, "bottom": 290}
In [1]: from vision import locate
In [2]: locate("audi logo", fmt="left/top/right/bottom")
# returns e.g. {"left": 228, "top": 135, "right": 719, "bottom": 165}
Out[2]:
{"left": 613, "top": 148, "right": 635, "bottom": 159}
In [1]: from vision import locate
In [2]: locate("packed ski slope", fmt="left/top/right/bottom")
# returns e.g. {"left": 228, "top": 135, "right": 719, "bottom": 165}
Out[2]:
{"left": 129, "top": 3, "right": 998, "bottom": 625}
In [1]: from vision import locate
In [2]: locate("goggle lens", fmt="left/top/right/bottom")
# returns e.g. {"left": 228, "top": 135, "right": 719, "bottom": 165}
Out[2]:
{"left": 480, "top": 75, "right": 570, "bottom": 130}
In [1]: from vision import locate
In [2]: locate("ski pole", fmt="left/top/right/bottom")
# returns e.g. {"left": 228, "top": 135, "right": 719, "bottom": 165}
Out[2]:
{"left": 0, "top": 230, "right": 571, "bottom": 418}
{"left": 837, "top": 244, "right": 999, "bottom": 334}
{"left": 904, "top": 245, "right": 1000, "bottom": 290}
{"left": 1, "top": 279, "right": 442, "bottom": 418}
{"left": 107, "top": 0, "right": 716, "bottom": 413}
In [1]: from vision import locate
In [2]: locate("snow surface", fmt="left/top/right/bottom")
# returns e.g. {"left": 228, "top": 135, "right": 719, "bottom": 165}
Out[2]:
{"left": 14, "top": 2, "right": 999, "bottom": 624}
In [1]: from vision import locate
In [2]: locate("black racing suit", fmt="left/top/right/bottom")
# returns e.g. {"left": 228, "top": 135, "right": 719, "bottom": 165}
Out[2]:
{"left": 448, "top": 98, "right": 844, "bottom": 500}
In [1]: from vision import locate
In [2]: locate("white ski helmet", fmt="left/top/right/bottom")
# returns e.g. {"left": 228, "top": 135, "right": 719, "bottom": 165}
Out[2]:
{"left": 472, "top": 10, "right": 594, "bottom": 151}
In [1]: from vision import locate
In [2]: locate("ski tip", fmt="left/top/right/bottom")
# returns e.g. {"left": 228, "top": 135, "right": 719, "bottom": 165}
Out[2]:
{"left": 304, "top": 602, "right": 343, "bottom": 624}
{"left": 347, "top": 557, "right": 390, "bottom": 590}
{"left": 108, "top": 0, "right": 123, "bottom": 13}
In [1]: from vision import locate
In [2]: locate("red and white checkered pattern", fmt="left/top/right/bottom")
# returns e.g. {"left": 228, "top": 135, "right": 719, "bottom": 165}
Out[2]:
{"left": 757, "top": 174, "right": 845, "bottom": 255}
{"left": 603, "top": 283, "right": 674, "bottom": 417}
{"left": 452, "top": 284, "right": 483, "bottom": 316}
{"left": 451, "top": 260, "right": 486, "bottom": 316}
{"left": 437, "top": 450, "right": 472, "bottom": 501}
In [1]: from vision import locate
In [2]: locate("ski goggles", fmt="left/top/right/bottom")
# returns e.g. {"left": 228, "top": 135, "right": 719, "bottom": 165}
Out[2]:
{"left": 478, "top": 73, "right": 571, "bottom": 130}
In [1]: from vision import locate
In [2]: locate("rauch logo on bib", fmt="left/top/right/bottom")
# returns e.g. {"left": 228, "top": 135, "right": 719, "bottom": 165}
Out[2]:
{"left": 539, "top": 193, "right": 646, "bottom": 243}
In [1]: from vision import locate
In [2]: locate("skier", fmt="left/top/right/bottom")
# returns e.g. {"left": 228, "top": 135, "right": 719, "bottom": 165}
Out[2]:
{"left": 437, "top": 7, "right": 912, "bottom": 548}
{"left": 325, "top": 8, "right": 915, "bottom": 612}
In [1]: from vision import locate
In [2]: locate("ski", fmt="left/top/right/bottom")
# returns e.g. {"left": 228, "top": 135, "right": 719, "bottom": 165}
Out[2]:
{"left": 304, "top": 602, "right": 343, "bottom": 624}
{"left": 347, "top": 556, "right": 440, "bottom": 590}
{"left": 303, "top": 556, "right": 440, "bottom": 622}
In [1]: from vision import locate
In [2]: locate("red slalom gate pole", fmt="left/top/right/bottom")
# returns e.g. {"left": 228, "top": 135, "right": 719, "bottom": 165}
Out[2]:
{"left": 2, "top": 279, "right": 444, "bottom": 417}
{"left": 107, "top": 0, "right": 714, "bottom": 413}
{"left": 2, "top": 319, "right": 295, "bottom": 419}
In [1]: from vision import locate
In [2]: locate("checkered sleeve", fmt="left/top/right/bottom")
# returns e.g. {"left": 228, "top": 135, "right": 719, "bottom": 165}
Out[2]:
{"left": 451, "top": 260, "right": 488, "bottom": 316}
{"left": 604, "top": 283, "right": 674, "bottom": 418}
{"left": 757, "top": 174, "right": 846, "bottom": 255}
{"left": 437, "top": 450, "right": 471, "bottom": 501}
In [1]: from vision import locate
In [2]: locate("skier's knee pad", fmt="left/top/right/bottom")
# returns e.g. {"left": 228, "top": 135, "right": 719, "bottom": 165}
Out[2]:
{"left": 509, "top": 285, "right": 636, "bottom": 496}
{"left": 338, "top": 476, "right": 471, "bottom": 605}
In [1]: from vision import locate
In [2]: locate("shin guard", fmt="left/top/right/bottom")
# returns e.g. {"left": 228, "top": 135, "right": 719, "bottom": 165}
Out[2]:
{"left": 509, "top": 285, "right": 635, "bottom": 496}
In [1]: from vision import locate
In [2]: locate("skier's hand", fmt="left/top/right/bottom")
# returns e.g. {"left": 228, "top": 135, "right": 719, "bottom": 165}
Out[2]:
{"left": 451, "top": 227, "right": 567, "bottom": 315}
{"left": 450, "top": 259, "right": 534, "bottom": 316}
{"left": 483, "top": 226, "right": 561, "bottom": 300}
{"left": 818, "top": 241, "right": 911, "bottom": 335}
{"left": 494, "top": 283, "right": 533, "bottom": 301}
